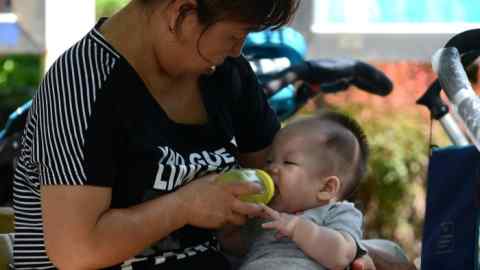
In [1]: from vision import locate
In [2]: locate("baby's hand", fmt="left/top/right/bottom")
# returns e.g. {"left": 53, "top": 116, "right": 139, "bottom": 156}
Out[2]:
{"left": 261, "top": 205, "right": 300, "bottom": 239}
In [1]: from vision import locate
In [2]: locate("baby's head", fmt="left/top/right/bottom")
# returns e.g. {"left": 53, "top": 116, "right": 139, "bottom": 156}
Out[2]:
{"left": 266, "top": 111, "right": 369, "bottom": 213}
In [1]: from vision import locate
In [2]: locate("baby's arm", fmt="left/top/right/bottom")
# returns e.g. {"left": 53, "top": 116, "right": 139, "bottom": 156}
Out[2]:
{"left": 262, "top": 205, "right": 357, "bottom": 270}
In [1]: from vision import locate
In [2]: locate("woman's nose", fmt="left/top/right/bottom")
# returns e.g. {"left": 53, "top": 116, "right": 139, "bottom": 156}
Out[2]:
{"left": 229, "top": 40, "right": 245, "bottom": 58}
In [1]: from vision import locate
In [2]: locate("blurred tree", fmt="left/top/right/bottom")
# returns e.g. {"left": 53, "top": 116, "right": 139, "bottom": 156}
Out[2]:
{"left": 96, "top": 0, "right": 129, "bottom": 18}
{"left": 0, "top": 55, "right": 42, "bottom": 125}
{"left": 351, "top": 108, "right": 429, "bottom": 251}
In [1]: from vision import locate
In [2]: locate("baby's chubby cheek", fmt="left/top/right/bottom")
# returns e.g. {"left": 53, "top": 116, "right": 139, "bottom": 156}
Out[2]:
{"left": 268, "top": 194, "right": 285, "bottom": 212}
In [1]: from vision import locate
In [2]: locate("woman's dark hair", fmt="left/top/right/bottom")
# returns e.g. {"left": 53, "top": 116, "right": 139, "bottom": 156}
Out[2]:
{"left": 141, "top": 0, "right": 300, "bottom": 31}
{"left": 195, "top": 0, "right": 300, "bottom": 31}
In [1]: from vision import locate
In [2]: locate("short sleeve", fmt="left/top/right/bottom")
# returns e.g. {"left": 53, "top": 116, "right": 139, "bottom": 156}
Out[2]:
{"left": 323, "top": 202, "right": 368, "bottom": 258}
{"left": 230, "top": 56, "right": 281, "bottom": 153}
{"left": 30, "top": 37, "right": 119, "bottom": 187}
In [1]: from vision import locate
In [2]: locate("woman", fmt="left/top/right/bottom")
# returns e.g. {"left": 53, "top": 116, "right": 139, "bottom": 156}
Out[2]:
{"left": 13, "top": 1, "right": 297, "bottom": 269}
{"left": 12, "top": 0, "right": 412, "bottom": 269}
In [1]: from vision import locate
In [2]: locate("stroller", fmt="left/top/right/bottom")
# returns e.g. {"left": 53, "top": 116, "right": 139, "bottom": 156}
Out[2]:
{"left": 417, "top": 28, "right": 480, "bottom": 270}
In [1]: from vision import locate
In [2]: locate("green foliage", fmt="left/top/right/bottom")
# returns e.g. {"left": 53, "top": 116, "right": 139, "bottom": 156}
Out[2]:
{"left": 96, "top": 0, "right": 130, "bottom": 18}
{"left": 0, "top": 55, "right": 42, "bottom": 120}
{"left": 359, "top": 110, "right": 427, "bottom": 228}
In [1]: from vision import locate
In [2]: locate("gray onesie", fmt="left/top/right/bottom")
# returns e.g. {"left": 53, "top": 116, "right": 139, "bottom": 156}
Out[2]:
{"left": 240, "top": 202, "right": 366, "bottom": 270}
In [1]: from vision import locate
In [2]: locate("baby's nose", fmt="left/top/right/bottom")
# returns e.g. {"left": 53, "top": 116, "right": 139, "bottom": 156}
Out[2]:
{"left": 265, "top": 163, "right": 280, "bottom": 175}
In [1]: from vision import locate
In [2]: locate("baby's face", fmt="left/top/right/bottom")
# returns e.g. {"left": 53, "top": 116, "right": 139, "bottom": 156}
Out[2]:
{"left": 265, "top": 131, "right": 325, "bottom": 213}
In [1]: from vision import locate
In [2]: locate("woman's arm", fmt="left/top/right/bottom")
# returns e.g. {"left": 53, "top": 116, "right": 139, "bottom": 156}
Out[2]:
{"left": 261, "top": 206, "right": 356, "bottom": 270}
{"left": 42, "top": 174, "right": 263, "bottom": 270}
{"left": 42, "top": 185, "right": 187, "bottom": 270}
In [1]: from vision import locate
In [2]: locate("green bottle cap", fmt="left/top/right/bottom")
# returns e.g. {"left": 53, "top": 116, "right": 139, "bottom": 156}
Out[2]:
{"left": 216, "top": 169, "right": 275, "bottom": 204}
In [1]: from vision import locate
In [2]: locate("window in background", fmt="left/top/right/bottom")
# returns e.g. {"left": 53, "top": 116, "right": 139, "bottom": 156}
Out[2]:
{"left": 312, "top": 0, "right": 480, "bottom": 33}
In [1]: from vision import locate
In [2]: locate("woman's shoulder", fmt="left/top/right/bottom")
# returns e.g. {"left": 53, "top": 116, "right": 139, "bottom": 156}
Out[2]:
{"left": 34, "top": 30, "right": 124, "bottom": 118}
{"left": 45, "top": 29, "right": 123, "bottom": 87}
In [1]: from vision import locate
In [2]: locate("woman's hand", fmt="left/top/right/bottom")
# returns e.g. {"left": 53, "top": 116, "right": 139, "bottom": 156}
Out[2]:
{"left": 352, "top": 240, "right": 417, "bottom": 270}
{"left": 176, "top": 173, "right": 264, "bottom": 229}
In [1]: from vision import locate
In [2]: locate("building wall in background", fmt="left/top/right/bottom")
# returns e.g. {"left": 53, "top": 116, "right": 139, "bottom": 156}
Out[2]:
{"left": 0, "top": 0, "right": 44, "bottom": 54}
{"left": 45, "top": 0, "right": 95, "bottom": 68}
{"left": 12, "top": 0, "right": 45, "bottom": 53}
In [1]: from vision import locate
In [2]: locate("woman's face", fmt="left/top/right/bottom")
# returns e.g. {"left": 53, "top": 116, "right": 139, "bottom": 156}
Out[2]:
{"left": 196, "top": 20, "right": 252, "bottom": 68}
{"left": 148, "top": 4, "right": 254, "bottom": 75}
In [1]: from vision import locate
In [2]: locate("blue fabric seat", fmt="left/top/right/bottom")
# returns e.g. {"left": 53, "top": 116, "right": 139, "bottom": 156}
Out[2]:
{"left": 421, "top": 145, "right": 480, "bottom": 270}
{"left": 243, "top": 27, "right": 307, "bottom": 120}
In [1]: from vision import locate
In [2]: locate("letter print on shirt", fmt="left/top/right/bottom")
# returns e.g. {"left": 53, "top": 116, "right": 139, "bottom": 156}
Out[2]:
{"left": 152, "top": 137, "right": 238, "bottom": 193}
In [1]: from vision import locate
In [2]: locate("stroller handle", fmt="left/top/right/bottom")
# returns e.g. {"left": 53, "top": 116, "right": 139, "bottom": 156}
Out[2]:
{"left": 432, "top": 47, "right": 480, "bottom": 150}
{"left": 262, "top": 59, "right": 393, "bottom": 98}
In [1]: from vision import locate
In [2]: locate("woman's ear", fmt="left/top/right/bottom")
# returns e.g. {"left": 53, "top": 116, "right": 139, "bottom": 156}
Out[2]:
{"left": 165, "top": 0, "right": 198, "bottom": 34}
{"left": 316, "top": 176, "right": 341, "bottom": 201}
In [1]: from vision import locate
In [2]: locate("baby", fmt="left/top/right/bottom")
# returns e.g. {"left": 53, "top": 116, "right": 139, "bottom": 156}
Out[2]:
{"left": 220, "top": 111, "right": 369, "bottom": 270}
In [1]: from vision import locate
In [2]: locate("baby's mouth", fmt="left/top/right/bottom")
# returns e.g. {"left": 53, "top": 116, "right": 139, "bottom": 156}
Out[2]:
{"left": 271, "top": 176, "right": 279, "bottom": 195}
{"left": 272, "top": 183, "right": 280, "bottom": 200}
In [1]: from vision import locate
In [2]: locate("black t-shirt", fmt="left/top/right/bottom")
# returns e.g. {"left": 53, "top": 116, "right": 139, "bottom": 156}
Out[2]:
{"left": 12, "top": 20, "right": 280, "bottom": 270}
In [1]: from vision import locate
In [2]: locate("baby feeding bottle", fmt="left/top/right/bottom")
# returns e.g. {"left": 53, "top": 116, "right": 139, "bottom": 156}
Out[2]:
{"left": 216, "top": 169, "right": 275, "bottom": 204}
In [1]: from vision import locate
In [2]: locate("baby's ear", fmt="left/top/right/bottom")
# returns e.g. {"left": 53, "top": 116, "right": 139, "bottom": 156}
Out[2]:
{"left": 316, "top": 176, "right": 341, "bottom": 201}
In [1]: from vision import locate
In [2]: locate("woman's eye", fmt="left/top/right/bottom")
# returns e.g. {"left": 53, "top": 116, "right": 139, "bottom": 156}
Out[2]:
{"left": 285, "top": 161, "right": 297, "bottom": 165}
{"left": 266, "top": 159, "right": 273, "bottom": 164}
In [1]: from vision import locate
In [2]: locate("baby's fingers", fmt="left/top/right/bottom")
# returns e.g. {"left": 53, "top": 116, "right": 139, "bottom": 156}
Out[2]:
{"left": 261, "top": 204, "right": 281, "bottom": 220}
{"left": 263, "top": 221, "right": 289, "bottom": 239}
{"left": 261, "top": 220, "right": 280, "bottom": 230}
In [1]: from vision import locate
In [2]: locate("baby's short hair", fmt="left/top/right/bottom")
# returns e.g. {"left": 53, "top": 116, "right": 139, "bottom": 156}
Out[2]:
{"left": 317, "top": 111, "right": 369, "bottom": 199}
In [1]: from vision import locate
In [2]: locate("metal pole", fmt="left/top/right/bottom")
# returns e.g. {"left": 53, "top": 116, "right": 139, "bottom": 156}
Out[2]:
{"left": 433, "top": 47, "right": 480, "bottom": 150}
